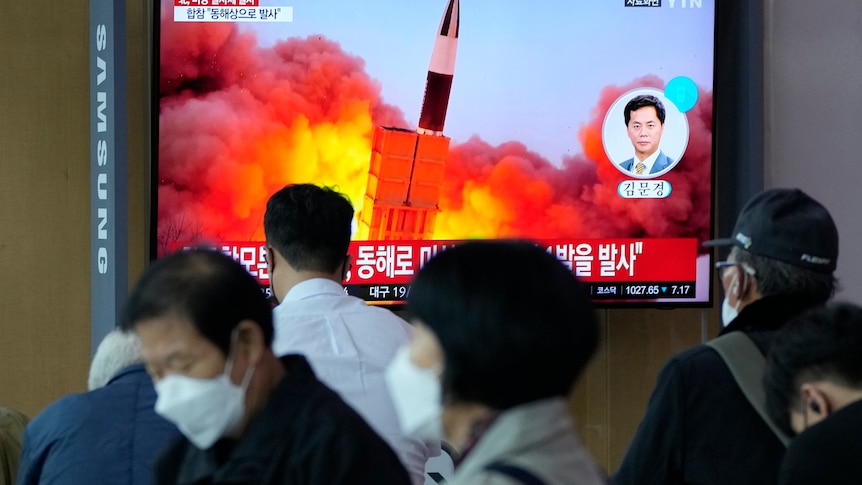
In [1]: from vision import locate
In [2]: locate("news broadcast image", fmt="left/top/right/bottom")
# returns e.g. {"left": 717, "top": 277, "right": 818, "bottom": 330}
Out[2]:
{"left": 158, "top": 0, "right": 715, "bottom": 305}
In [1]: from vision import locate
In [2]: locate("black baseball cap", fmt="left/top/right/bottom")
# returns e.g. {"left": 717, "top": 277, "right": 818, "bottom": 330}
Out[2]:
{"left": 704, "top": 188, "right": 838, "bottom": 273}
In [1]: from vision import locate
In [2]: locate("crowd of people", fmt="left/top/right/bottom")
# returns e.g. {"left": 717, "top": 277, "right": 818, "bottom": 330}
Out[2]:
{"left": 0, "top": 184, "right": 858, "bottom": 485}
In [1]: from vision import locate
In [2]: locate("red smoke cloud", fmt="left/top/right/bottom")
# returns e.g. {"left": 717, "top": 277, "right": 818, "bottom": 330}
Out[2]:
{"left": 156, "top": 3, "right": 405, "bottom": 254}
{"left": 157, "top": 1, "right": 712, "bottom": 254}
{"left": 436, "top": 75, "right": 712, "bottom": 246}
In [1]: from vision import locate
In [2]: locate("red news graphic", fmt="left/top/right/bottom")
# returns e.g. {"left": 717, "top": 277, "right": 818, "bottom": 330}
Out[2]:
{"left": 344, "top": 238, "right": 696, "bottom": 285}
{"left": 170, "top": 238, "right": 696, "bottom": 287}
{"left": 174, "top": 0, "right": 258, "bottom": 6}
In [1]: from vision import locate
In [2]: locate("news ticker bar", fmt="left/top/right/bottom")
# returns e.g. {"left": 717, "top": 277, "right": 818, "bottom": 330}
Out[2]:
{"left": 588, "top": 281, "right": 696, "bottom": 299}
{"left": 344, "top": 281, "right": 697, "bottom": 304}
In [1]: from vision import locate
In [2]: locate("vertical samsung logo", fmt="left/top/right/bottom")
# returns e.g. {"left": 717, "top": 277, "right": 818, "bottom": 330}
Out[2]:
{"left": 94, "top": 23, "right": 109, "bottom": 275}
{"left": 625, "top": 0, "right": 661, "bottom": 6}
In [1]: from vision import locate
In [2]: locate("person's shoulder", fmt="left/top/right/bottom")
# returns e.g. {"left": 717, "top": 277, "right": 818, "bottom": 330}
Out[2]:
{"left": 779, "top": 420, "right": 849, "bottom": 484}
{"left": 361, "top": 303, "right": 411, "bottom": 324}
{"left": 152, "top": 435, "right": 191, "bottom": 481}
{"left": 620, "top": 158, "right": 634, "bottom": 170}
{"left": 658, "top": 151, "right": 674, "bottom": 166}
{"left": 23, "top": 392, "right": 94, "bottom": 445}
{"left": 668, "top": 343, "right": 723, "bottom": 366}
{"left": 279, "top": 367, "right": 379, "bottom": 431}
{"left": 653, "top": 343, "right": 727, "bottom": 384}
{"left": 339, "top": 299, "right": 414, "bottom": 335}
{"left": 263, "top": 371, "right": 411, "bottom": 480}
{"left": 30, "top": 392, "right": 91, "bottom": 424}
{"left": 791, "top": 401, "right": 862, "bottom": 447}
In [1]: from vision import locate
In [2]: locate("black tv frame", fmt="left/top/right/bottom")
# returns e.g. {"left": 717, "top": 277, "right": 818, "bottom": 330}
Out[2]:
{"left": 146, "top": 0, "right": 765, "bottom": 310}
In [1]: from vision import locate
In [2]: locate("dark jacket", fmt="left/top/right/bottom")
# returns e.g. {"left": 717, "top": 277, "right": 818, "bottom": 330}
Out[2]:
{"left": 614, "top": 295, "right": 824, "bottom": 485}
{"left": 16, "top": 364, "right": 179, "bottom": 485}
{"left": 778, "top": 399, "right": 862, "bottom": 485}
{"left": 154, "top": 354, "right": 411, "bottom": 485}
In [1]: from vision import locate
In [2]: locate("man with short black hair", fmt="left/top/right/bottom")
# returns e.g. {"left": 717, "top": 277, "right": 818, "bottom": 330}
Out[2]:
{"left": 121, "top": 249, "right": 410, "bottom": 485}
{"left": 615, "top": 188, "right": 839, "bottom": 485}
{"left": 765, "top": 303, "right": 862, "bottom": 485}
{"left": 264, "top": 183, "right": 432, "bottom": 484}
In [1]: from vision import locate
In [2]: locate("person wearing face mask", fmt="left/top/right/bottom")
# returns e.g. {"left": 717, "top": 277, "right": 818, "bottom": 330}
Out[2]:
{"left": 120, "top": 249, "right": 411, "bottom": 485}
{"left": 615, "top": 188, "right": 839, "bottom": 485}
{"left": 386, "top": 240, "right": 608, "bottom": 485}
{"left": 764, "top": 303, "right": 862, "bottom": 485}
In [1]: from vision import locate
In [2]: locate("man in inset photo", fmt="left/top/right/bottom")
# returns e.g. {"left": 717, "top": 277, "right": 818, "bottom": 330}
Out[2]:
{"left": 619, "top": 94, "right": 673, "bottom": 176}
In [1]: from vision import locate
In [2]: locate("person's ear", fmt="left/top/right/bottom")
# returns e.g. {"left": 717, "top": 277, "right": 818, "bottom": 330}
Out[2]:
{"left": 342, "top": 254, "right": 352, "bottom": 282}
{"left": 800, "top": 383, "right": 830, "bottom": 419}
{"left": 723, "top": 269, "right": 740, "bottom": 299}
{"left": 266, "top": 246, "right": 276, "bottom": 272}
{"left": 234, "top": 319, "right": 266, "bottom": 368}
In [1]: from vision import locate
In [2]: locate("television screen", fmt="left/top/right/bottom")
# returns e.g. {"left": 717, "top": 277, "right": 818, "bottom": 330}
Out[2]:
{"left": 154, "top": 0, "right": 715, "bottom": 306}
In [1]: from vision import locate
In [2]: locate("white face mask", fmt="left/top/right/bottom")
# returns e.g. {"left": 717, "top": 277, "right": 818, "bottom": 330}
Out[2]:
{"left": 721, "top": 273, "right": 742, "bottom": 327}
{"left": 154, "top": 347, "right": 255, "bottom": 450}
{"left": 384, "top": 346, "right": 444, "bottom": 442}
{"left": 721, "top": 297, "right": 740, "bottom": 327}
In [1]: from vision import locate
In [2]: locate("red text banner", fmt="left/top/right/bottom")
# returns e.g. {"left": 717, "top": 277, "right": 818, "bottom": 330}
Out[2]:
{"left": 170, "top": 238, "right": 697, "bottom": 286}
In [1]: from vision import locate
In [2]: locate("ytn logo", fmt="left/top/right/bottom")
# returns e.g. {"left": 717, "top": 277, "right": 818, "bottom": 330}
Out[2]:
{"left": 668, "top": 0, "right": 703, "bottom": 7}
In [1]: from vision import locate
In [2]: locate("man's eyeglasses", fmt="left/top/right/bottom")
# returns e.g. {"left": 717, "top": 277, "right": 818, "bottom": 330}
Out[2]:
{"left": 715, "top": 260, "right": 756, "bottom": 276}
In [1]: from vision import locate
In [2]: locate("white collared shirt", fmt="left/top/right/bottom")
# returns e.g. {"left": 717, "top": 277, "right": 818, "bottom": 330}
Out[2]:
{"left": 272, "top": 278, "right": 435, "bottom": 484}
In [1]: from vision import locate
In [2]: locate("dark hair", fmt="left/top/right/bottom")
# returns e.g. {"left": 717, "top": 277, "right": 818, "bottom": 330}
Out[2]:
{"left": 623, "top": 94, "right": 666, "bottom": 126}
{"left": 263, "top": 184, "right": 354, "bottom": 274}
{"left": 764, "top": 303, "right": 862, "bottom": 435}
{"left": 408, "top": 240, "right": 599, "bottom": 409}
{"left": 120, "top": 249, "right": 273, "bottom": 355}
{"left": 731, "top": 247, "right": 837, "bottom": 303}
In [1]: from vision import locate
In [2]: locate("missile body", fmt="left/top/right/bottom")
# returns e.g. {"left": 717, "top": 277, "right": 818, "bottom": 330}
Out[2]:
{"left": 358, "top": 0, "right": 457, "bottom": 240}
{"left": 417, "top": 0, "right": 459, "bottom": 136}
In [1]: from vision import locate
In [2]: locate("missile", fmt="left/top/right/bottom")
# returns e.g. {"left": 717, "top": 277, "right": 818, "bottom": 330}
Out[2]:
{"left": 417, "top": 0, "right": 459, "bottom": 136}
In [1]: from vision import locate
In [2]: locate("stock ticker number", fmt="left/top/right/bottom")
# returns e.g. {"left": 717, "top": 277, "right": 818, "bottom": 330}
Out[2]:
{"left": 623, "top": 285, "right": 661, "bottom": 296}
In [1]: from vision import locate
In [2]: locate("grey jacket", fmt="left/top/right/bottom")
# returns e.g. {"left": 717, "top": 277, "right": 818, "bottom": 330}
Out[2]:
{"left": 450, "top": 398, "right": 607, "bottom": 485}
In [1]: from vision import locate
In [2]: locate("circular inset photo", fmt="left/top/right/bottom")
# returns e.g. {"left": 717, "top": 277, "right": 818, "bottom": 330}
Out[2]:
{"left": 602, "top": 88, "right": 689, "bottom": 179}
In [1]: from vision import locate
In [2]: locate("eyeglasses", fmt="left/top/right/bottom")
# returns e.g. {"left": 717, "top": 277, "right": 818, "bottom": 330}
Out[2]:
{"left": 715, "top": 260, "right": 756, "bottom": 276}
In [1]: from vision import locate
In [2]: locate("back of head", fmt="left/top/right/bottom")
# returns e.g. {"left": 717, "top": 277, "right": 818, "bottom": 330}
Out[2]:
{"left": 765, "top": 303, "right": 862, "bottom": 435}
{"left": 88, "top": 329, "right": 144, "bottom": 391}
{"left": 120, "top": 249, "right": 273, "bottom": 355}
{"left": 263, "top": 184, "right": 354, "bottom": 274}
{"left": 408, "top": 240, "right": 599, "bottom": 410}
{"left": 0, "top": 407, "right": 28, "bottom": 485}
{"left": 707, "top": 188, "right": 839, "bottom": 302}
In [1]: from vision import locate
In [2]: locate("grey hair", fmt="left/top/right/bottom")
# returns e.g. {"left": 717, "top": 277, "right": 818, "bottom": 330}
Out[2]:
{"left": 731, "top": 247, "right": 837, "bottom": 302}
{"left": 87, "top": 329, "right": 144, "bottom": 391}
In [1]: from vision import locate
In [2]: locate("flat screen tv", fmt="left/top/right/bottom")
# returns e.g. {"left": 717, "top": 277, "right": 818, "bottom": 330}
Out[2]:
{"left": 153, "top": 0, "right": 716, "bottom": 306}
